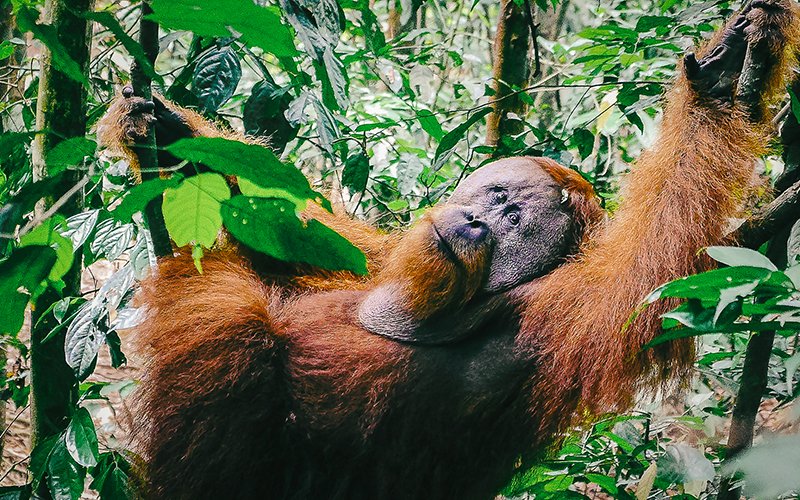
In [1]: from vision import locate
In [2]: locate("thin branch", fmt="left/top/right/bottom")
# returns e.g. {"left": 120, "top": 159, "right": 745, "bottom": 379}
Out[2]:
{"left": 17, "top": 176, "right": 90, "bottom": 238}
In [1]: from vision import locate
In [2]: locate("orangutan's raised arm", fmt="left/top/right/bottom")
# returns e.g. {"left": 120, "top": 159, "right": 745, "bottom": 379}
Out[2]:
{"left": 521, "top": 0, "right": 800, "bottom": 424}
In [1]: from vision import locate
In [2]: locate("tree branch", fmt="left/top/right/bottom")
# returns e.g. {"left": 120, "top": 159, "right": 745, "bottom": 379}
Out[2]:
{"left": 734, "top": 179, "right": 800, "bottom": 249}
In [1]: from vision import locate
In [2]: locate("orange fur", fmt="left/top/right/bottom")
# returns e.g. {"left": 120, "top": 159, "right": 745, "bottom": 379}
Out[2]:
{"left": 117, "top": 4, "right": 800, "bottom": 497}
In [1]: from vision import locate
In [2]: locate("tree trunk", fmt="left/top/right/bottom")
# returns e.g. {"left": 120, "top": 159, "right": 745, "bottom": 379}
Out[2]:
{"left": 486, "top": 0, "right": 532, "bottom": 146}
{"left": 132, "top": 2, "right": 172, "bottom": 257}
{"left": 29, "top": 0, "right": 94, "bottom": 496}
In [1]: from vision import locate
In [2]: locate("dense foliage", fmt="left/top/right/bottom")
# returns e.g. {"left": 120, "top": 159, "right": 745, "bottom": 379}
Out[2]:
{"left": 1, "top": 0, "right": 799, "bottom": 498}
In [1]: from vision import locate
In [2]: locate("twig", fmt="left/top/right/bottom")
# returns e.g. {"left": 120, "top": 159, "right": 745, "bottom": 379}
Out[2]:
{"left": 17, "top": 176, "right": 90, "bottom": 238}
{"left": 0, "top": 404, "right": 30, "bottom": 443}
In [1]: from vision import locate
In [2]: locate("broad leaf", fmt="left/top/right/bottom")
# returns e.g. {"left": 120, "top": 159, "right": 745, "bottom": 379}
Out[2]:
{"left": 65, "top": 302, "right": 105, "bottom": 380}
{"left": 19, "top": 216, "right": 74, "bottom": 281}
{"left": 47, "top": 437, "right": 86, "bottom": 500}
{"left": 89, "top": 218, "right": 134, "bottom": 261}
{"left": 706, "top": 246, "right": 777, "bottom": 271}
{"left": 221, "top": 196, "right": 367, "bottom": 274}
{"left": 65, "top": 408, "right": 99, "bottom": 467}
{"left": 45, "top": 138, "right": 96, "bottom": 175}
{"left": 192, "top": 45, "right": 242, "bottom": 113}
{"left": 0, "top": 246, "right": 57, "bottom": 335}
{"left": 165, "top": 138, "right": 329, "bottom": 209}
{"left": 148, "top": 0, "right": 298, "bottom": 57}
{"left": 417, "top": 109, "right": 444, "bottom": 140}
{"left": 63, "top": 210, "right": 99, "bottom": 249}
{"left": 111, "top": 175, "right": 184, "bottom": 222}
{"left": 162, "top": 173, "right": 230, "bottom": 248}
{"left": 90, "top": 452, "right": 136, "bottom": 500}
{"left": 342, "top": 150, "right": 370, "bottom": 193}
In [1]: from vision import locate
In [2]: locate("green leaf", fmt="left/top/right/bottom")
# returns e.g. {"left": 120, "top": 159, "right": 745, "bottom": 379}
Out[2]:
{"left": 647, "top": 266, "right": 774, "bottom": 304}
{"left": 45, "top": 138, "right": 96, "bottom": 175}
{"left": 433, "top": 108, "right": 492, "bottom": 170}
{"left": 0, "top": 246, "right": 58, "bottom": 335}
{"left": 148, "top": 0, "right": 298, "bottom": 57}
{"left": 65, "top": 303, "right": 105, "bottom": 380}
{"left": 584, "top": 473, "right": 619, "bottom": 494}
{"left": 65, "top": 408, "right": 99, "bottom": 467}
{"left": 165, "top": 137, "right": 329, "bottom": 209}
{"left": 63, "top": 210, "right": 100, "bottom": 249}
{"left": 790, "top": 88, "right": 800, "bottom": 124}
{"left": 90, "top": 452, "right": 135, "bottom": 500}
{"left": 15, "top": 6, "right": 89, "bottom": 87}
{"left": 29, "top": 434, "right": 59, "bottom": 489}
{"left": 0, "top": 131, "right": 35, "bottom": 157}
{"left": 162, "top": 173, "right": 230, "bottom": 248}
{"left": 192, "top": 45, "right": 242, "bottom": 113}
{"left": 243, "top": 80, "right": 297, "bottom": 153}
{"left": 19, "top": 216, "right": 74, "bottom": 281}
{"left": 89, "top": 218, "right": 134, "bottom": 262}
{"left": 0, "top": 41, "right": 14, "bottom": 60}
{"left": 221, "top": 196, "right": 367, "bottom": 274}
{"left": 111, "top": 175, "right": 184, "bottom": 222}
{"left": 0, "top": 484, "right": 32, "bottom": 500}
{"left": 635, "top": 15, "right": 673, "bottom": 32}
{"left": 342, "top": 150, "right": 370, "bottom": 193}
{"left": 84, "top": 11, "right": 162, "bottom": 86}
{"left": 706, "top": 246, "right": 777, "bottom": 271}
{"left": 417, "top": 109, "right": 444, "bottom": 141}
{"left": 47, "top": 437, "right": 86, "bottom": 500}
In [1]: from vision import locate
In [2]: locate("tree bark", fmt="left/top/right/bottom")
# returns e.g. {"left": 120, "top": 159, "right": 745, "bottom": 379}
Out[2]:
{"left": 29, "top": 0, "right": 93, "bottom": 496}
{"left": 486, "top": 0, "right": 532, "bottom": 146}
{"left": 131, "top": 2, "right": 171, "bottom": 258}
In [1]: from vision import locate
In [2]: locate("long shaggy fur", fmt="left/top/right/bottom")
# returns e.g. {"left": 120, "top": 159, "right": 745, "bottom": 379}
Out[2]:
{"left": 122, "top": 3, "right": 800, "bottom": 498}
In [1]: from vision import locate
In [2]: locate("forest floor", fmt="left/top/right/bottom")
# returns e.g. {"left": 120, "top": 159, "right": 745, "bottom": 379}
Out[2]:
{"left": 1, "top": 261, "right": 798, "bottom": 498}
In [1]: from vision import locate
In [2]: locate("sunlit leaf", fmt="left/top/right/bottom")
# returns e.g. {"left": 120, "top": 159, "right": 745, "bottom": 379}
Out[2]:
{"left": 162, "top": 173, "right": 230, "bottom": 248}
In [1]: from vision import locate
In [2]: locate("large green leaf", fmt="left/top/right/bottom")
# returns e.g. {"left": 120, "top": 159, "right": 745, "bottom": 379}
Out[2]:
{"left": 221, "top": 196, "right": 367, "bottom": 274}
{"left": 646, "top": 266, "right": 776, "bottom": 304}
{"left": 192, "top": 45, "right": 242, "bottom": 113}
{"left": 147, "top": 0, "right": 298, "bottom": 57}
{"left": 47, "top": 437, "right": 86, "bottom": 500}
{"left": 165, "top": 137, "right": 329, "bottom": 210}
{"left": 706, "top": 246, "right": 777, "bottom": 271}
{"left": 342, "top": 150, "right": 370, "bottom": 193}
{"left": 19, "top": 216, "right": 74, "bottom": 282}
{"left": 0, "top": 246, "right": 57, "bottom": 336}
{"left": 45, "top": 138, "right": 96, "bottom": 175}
{"left": 65, "top": 408, "right": 99, "bottom": 467}
{"left": 111, "top": 175, "right": 184, "bottom": 222}
{"left": 89, "top": 452, "right": 136, "bottom": 500}
{"left": 162, "top": 173, "right": 230, "bottom": 248}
